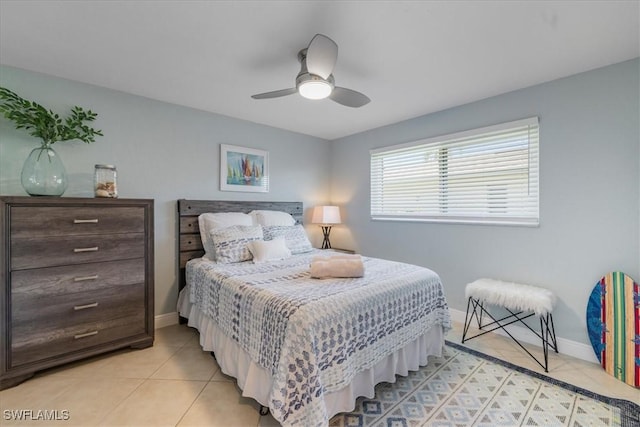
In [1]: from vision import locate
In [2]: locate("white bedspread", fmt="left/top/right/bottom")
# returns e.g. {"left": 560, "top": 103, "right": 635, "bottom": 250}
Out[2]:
{"left": 184, "top": 250, "right": 450, "bottom": 426}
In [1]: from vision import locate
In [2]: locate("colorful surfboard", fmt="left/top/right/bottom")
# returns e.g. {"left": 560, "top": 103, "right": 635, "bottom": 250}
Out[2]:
{"left": 586, "top": 272, "right": 640, "bottom": 389}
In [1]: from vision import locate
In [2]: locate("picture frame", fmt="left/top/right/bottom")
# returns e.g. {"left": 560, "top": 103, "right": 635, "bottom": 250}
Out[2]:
{"left": 220, "top": 144, "right": 269, "bottom": 192}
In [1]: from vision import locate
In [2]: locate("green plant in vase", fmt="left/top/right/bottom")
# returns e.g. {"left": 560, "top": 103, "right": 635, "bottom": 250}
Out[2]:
{"left": 0, "top": 87, "right": 103, "bottom": 196}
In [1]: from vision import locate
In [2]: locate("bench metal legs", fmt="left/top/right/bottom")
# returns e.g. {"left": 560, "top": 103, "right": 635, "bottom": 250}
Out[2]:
{"left": 461, "top": 297, "right": 558, "bottom": 372}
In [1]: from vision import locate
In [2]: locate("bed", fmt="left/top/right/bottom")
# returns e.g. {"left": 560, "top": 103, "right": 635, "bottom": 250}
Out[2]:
{"left": 176, "top": 199, "right": 451, "bottom": 426}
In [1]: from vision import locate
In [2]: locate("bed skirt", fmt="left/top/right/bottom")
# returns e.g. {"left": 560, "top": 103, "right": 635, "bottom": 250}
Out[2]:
{"left": 178, "top": 287, "right": 446, "bottom": 420}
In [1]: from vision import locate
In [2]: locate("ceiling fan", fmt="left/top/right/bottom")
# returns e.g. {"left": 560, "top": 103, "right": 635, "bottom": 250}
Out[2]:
{"left": 251, "top": 34, "right": 370, "bottom": 108}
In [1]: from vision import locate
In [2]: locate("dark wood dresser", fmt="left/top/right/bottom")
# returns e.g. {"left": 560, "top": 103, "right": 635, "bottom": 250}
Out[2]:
{"left": 0, "top": 196, "right": 154, "bottom": 390}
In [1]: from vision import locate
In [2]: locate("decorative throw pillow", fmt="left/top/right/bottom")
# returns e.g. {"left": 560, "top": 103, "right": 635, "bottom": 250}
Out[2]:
{"left": 247, "top": 237, "right": 292, "bottom": 263}
{"left": 210, "top": 225, "right": 263, "bottom": 264}
{"left": 263, "top": 224, "right": 313, "bottom": 254}
{"left": 249, "top": 210, "right": 296, "bottom": 226}
{"left": 198, "top": 212, "right": 253, "bottom": 261}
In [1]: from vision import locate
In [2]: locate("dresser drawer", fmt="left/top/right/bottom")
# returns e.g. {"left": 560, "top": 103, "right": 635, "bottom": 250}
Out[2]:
{"left": 11, "top": 233, "right": 145, "bottom": 270}
{"left": 12, "top": 281, "right": 145, "bottom": 333}
{"left": 11, "top": 259, "right": 145, "bottom": 295}
{"left": 11, "top": 312, "right": 146, "bottom": 367}
{"left": 10, "top": 206, "right": 145, "bottom": 238}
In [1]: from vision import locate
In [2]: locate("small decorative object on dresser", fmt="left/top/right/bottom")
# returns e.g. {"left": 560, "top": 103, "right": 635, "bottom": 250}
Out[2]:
{"left": 94, "top": 164, "right": 118, "bottom": 198}
{"left": 0, "top": 196, "right": 154, "bottom": 390}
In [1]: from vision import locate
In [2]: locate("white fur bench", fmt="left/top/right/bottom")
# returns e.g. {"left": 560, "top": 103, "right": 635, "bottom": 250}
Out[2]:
{"left": 462, "top": 278, "right": 558, "bottom": 372}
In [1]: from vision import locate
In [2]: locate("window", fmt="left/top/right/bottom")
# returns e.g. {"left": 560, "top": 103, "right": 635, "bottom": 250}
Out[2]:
{"left": 370, "top": 117, "right": 539, "bottom": 226}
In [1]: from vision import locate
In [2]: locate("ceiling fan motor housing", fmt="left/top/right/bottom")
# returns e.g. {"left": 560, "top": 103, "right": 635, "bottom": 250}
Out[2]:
{"left": 296, "top": 48, "right": 335, "bottom": 98}
{"left": 296, "top": 72, "right": 335, "bottom": 89}
{"left": 296, "top": 48, "right": 335, "bottom": 88}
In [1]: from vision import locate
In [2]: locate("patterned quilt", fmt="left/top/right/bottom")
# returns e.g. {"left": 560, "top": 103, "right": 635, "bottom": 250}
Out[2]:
{"left": 186, "top": 250, "right": 451, "bottom": 426}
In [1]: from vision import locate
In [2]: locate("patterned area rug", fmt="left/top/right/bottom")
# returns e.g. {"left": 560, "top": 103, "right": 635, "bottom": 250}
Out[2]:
{"left": 329, "top": 341, "right": 640, "bottom": 427}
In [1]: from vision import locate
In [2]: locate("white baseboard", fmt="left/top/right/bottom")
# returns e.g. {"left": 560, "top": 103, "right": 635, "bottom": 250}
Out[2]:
{"left": 154, "top": 312, "right": 180, "bottom": 329}
{"left": 449, "top": 308, "right": 599, "bottom": 364}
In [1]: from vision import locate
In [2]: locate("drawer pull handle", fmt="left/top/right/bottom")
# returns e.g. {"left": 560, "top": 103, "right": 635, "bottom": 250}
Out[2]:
{"left": 73, "top": 219, "right": 99, "bottom": 224}
{"left": 74, "top": 274, "right": 99, "bottom": 282}
{"left": 74, "top": 302, "right": 99, "bottom": 311}
{"left": 74, "top": 247, "right": 99, "bottom": 253}
{"left": 74, "top": 331, "right": 98, "bottom": 339}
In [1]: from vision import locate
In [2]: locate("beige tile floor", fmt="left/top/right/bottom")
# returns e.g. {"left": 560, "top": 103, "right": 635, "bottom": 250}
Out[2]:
{"left": 1, "top": 321, "right": 637, "bottom": 426}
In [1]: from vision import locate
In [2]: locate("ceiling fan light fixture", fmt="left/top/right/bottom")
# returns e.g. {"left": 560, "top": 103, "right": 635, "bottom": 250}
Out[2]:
{"left": 252, "top": 34, "right": 369, "bottom": 107}
{"left": 298, "top": 79, "right": 333, "bottom": 100}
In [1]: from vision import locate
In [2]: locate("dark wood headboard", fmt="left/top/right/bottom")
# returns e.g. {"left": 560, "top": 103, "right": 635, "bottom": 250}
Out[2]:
{"left": 176, "top": 199, "right": 303, "bottom": 293}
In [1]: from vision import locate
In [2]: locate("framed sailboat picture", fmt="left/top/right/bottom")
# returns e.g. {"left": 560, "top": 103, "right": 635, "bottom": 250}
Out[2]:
{"left": 220, "top": 144, "right": 269, "bottom": 192}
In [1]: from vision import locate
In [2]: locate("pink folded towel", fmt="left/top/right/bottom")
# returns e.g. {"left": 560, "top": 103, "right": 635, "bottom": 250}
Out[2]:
{"left": 310, "top": 254, "right": 364, "bottom": 279}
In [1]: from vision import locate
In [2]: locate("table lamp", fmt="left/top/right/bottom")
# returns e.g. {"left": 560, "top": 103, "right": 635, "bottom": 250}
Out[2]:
{"left": 311, "top": 205, "right": 341, "bottom": 249}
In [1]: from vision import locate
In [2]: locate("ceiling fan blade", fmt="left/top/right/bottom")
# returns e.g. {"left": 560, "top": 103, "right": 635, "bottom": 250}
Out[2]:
{"left": 329, "top": 87, "right": 371, "bottom": 108}
{"left": 306, "top": 34, "right": 338, "bottom": 79}
{"left": 251, "top": 88, "right": 297, "bottom": 99}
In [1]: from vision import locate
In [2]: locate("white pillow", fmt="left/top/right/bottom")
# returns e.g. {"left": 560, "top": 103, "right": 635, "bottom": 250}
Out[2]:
{"left": 198, "top": 212, "right": 253, "bottom": 260}
{"left": 210, "top": 224, "right": 263, "bottom": 264}
{"left": 249, "top": 210, "right": 296, "bottom": 227}
{"left": 263, "top": 224, "right": 313, "bottom": 254}
{"left": 247, "top": 237, "right": 292, "bottom": 263}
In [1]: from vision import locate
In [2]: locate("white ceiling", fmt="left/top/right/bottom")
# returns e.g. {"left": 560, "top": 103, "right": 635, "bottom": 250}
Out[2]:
{"left": 1, "top": 1, "right": 638, "bottom": 140}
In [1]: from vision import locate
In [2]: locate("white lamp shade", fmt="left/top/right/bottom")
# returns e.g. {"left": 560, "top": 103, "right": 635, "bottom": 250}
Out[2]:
{"left": 311, "top": 205, "right": 341, "bottom": 225}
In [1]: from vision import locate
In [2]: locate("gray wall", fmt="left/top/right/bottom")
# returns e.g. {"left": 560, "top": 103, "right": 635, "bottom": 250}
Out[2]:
{"left": 0, "top": 65, "right": 331, "bottom": 316}
{"left": 329, "top": 59, "right": 640, "bottom": 346}
{"left": 2, "top": 60, "right": 638, "bottom": 346}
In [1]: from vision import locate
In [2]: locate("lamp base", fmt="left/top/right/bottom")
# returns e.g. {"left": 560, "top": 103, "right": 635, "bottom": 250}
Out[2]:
{"left": 320, "top": 225, "right": 332, "bottom": 249}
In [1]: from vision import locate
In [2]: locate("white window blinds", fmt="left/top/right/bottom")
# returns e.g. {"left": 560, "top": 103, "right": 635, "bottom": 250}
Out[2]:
{"left": 370, "top": 117, "right": 539, "bottom": 226}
